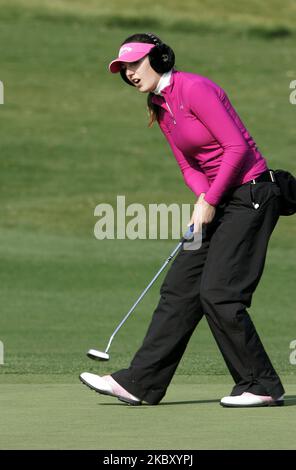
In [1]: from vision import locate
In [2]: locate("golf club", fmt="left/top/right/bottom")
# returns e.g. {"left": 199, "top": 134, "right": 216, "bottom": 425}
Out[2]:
{"left": 87, "top": 224, "right": 195, "bottom": 361}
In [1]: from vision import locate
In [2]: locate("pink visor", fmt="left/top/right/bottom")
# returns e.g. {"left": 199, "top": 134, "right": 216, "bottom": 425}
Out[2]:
{"left": 109, "top": 42, "right": 155, "bottom": 73}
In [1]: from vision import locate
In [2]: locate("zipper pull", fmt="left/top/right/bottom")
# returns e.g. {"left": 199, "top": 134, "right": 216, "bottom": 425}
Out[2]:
{"left": 165, "top": 99, "right": 176, "bottom": 125}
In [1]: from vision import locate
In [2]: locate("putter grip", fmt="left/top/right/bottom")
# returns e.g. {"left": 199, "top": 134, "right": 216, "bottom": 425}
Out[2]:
{"left": 183, "top": 224, "right": 194, "bottom": 241}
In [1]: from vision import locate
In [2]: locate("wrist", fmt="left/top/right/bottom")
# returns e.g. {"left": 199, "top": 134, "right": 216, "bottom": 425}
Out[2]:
{"left": 203, "top": 193, "right": 217, "bottom": 207}
{"left": 196, "top": 193, "right": 205, "bottom": 203}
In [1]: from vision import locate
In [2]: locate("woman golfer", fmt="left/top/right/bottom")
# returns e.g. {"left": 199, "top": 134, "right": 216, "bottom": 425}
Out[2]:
{"left": 80, "top": 33, "right": 285, "bottom": 407}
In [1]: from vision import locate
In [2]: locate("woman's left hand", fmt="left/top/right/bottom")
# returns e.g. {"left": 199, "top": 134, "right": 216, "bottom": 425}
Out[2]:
{"left": 188, "top": 193, "right": 216, "bottom": 234}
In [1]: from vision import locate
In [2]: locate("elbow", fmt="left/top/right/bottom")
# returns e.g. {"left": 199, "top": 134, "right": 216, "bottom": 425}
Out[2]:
{"left": 223, "top": 142, "right": 249, "bottom": 166}
{"left": 225, "top": 141, "right": 249, "bottom": 154}
{"left": 239, "top": 142, "right": 249, "bottom": 155}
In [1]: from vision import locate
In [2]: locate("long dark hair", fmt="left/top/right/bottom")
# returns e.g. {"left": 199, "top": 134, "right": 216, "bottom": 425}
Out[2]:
{"left": 121, "top": 33, "right": 175, "bottom": 127}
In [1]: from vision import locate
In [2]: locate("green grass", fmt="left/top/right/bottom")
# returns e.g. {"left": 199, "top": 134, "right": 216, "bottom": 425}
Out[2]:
{"left": 0, "top": 226, "right": 295, "bottom": 377}
{"left": 1, "top": 379, "right": 296, "bottom": 449}
{"left": 1, "top": 0, "right": 296, "bottom": 36}
{"left": 0, "top": 0, "right": 295, "bottom": 450}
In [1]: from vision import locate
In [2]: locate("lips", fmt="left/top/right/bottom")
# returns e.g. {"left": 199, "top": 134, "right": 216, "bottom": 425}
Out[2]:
{"left": 132, "top": 78, "right": 141, "bottom": 85}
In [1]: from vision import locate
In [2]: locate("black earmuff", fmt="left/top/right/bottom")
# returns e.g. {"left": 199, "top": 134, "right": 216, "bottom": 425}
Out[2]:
{"left": 145, "top": 33, "right": 175, "bottom": 74}
{"left": 119, "top": 33, "right": 175, "bottom": 87}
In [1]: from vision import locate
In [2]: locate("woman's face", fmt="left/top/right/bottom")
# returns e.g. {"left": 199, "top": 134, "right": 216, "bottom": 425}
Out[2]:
{"left": 121, "top": 56, "right": 162, "bottom": 93}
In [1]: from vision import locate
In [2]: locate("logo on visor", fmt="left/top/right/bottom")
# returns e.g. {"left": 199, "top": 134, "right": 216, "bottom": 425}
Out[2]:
{"left": 119, "top": 46, "right": 133, "bottom": 57}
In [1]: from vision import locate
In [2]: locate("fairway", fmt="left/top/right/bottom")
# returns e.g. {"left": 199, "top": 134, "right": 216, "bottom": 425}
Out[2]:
{"left": 0, "top": 0, "right": 296, "bottom": 451}
{"left": 1, "top": 376, "right": 296, "bottom": 450}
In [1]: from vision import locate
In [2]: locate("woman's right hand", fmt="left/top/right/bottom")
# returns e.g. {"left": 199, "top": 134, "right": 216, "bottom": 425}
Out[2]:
{"left": 188, "top": 193, "right": 216, "bottom": 234}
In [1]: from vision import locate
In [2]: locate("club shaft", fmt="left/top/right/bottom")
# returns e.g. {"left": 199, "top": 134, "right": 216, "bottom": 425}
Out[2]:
{"left": 104, "top": 240, "right": 183, "bottom": 354}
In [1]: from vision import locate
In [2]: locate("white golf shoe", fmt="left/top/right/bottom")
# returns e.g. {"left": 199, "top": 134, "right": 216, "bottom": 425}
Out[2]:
{"left": 79, "top": 372, "right": 142, "bottom": 406}
{"left": 220, "top": 392, "right": 284, "bottom": 407}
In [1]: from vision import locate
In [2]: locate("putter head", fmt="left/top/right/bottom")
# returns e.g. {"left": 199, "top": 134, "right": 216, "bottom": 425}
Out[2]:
{"left": 87, "top": 349, "right": 110, "bottom": 361}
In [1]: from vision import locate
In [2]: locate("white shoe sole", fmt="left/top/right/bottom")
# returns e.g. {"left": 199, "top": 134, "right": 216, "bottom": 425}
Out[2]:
{"left": 220, "top": 399, "right": 284, "bottom": 408}
{"left": 79, "top": 374, "right": 142, "bottom": 406}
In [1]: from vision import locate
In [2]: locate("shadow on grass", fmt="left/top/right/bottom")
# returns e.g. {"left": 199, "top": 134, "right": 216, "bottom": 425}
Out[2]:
{"left": 160, "top": 399, "right": 220, "bottom": 406}
{"left": 283, "top": 395, "right": 296, "bottom": 406}
{"left": 161, "top": 396, "right": 296, "bottom": 407}
{"left": 99, "top": 396, "right": 296, "bottom": 407}
{"left": 98, "top": 398, "right": 220, "bottom": 407}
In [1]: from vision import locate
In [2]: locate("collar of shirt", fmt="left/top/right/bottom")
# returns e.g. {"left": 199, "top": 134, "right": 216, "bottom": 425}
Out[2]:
{"left": 152, "top": 69, "right": 173, "bottom": 96}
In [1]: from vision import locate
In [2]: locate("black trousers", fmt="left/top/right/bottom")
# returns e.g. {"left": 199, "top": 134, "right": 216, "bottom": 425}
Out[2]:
{"left": 112, "top": 181, "right": 285, "bottom": 404}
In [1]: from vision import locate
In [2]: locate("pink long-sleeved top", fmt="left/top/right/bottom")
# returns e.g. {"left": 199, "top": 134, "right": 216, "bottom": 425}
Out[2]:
{"left": 152, "top": 70, "right": 268, "bottom": 206}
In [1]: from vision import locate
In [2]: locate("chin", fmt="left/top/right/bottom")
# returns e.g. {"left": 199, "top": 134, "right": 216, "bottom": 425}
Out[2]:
{"left": 138, "top": 83, "right": 154, "bottom": 93}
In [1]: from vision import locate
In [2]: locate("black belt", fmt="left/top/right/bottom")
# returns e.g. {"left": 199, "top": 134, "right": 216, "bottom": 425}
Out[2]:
{"left": 250, "top": 169, "right": 276, "bottom": 185}
{"left": 222, "top": 170, "right": 277, "bottom": 205}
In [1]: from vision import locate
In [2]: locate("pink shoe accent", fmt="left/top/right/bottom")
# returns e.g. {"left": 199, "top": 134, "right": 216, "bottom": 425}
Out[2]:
{"left": 102, "top": 375, "right": 140, "bottom": 402}
{"left": 242, "top": 392, "right": 274, "bottom": 403}
{"left": 220, "top": 391, "right": 284, "bottom": 407}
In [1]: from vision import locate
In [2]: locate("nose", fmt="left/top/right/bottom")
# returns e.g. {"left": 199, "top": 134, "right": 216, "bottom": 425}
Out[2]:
{"left": 126, "top": 70, "right": 135, "bottom": 84}
{"left": 125, "top": 66, "right": 134, "bottom": 77}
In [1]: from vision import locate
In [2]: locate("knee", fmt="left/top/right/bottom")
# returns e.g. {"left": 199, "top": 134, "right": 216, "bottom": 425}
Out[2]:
{"left": 200, "top": 285, "right": 222, "bottom": 323}
{"left": 160, "top": 275, "right": 199, "bottom": 300}
{"left": 200, "top": 284, "right": 248, "bottom": 330}
{"left": 199, "top": 284, "right": 218, "bottom": 310}
{"left": 200, "top": 284, "right": 228, "bottom": 318}
{"left": 200, "top": 278, "right": 245, "bottom": 309}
